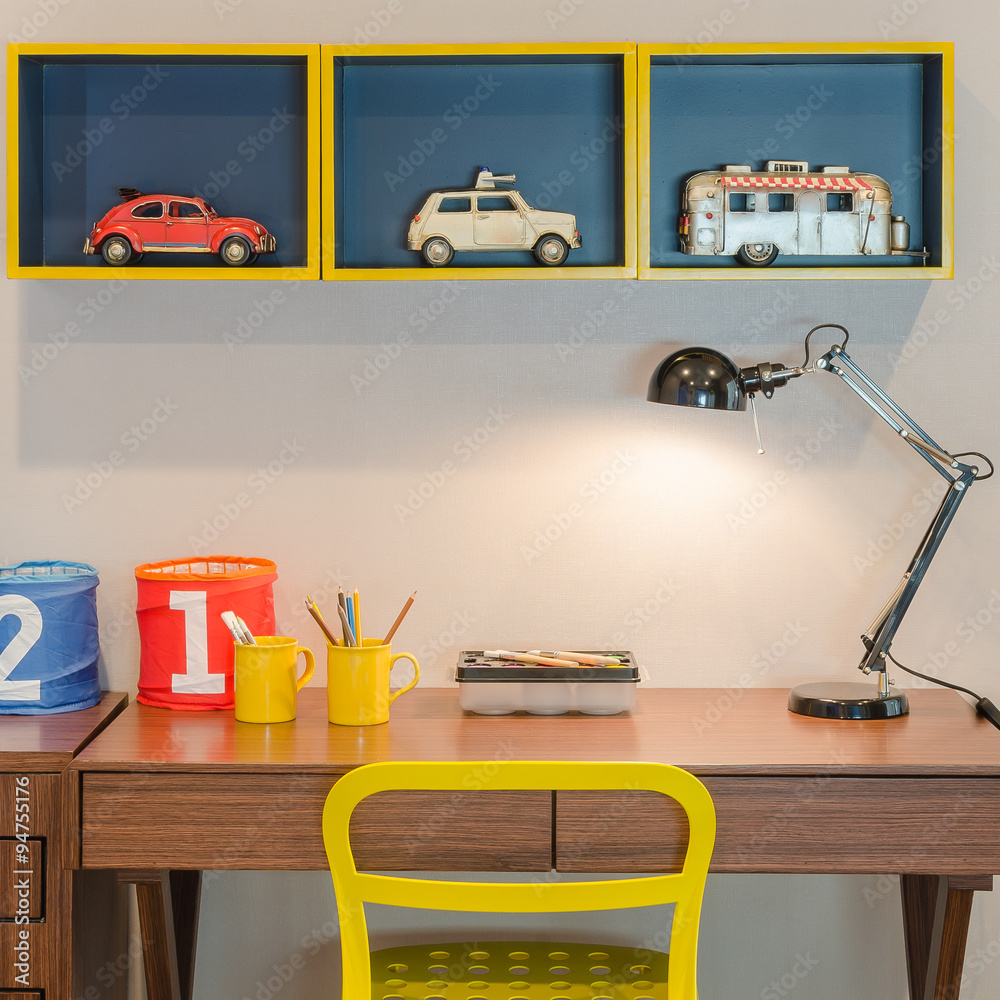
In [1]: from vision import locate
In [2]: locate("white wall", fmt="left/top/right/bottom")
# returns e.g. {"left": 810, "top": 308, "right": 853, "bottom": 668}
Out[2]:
{"left": 4, "top": 2, "right": 1000, "bottom": 999}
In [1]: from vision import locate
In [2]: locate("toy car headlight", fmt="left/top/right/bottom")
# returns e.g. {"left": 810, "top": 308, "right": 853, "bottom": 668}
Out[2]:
{"left": 254, "top": 226, "right": 262, "bottom": 235}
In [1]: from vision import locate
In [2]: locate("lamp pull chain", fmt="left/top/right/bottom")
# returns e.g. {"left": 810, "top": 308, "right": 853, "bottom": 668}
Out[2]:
{"left": 748, "top": 393, "right": 765, "bottom": 454}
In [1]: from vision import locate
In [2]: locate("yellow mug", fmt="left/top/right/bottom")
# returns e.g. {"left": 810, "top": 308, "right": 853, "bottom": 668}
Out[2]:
{"left": 327, "top": 638, "right": 419, "bottom": 726}
{"left": 234, "top": 636, "right": 315, "bottom": 723}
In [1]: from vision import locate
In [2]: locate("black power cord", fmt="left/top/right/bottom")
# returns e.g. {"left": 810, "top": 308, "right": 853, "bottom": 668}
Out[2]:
{"left": 953, "top": 451, "right": 995, "bottom": 480}
{"left": 801, "top": 322, "right": 850, "bottom": 368}
{"left": 886, "top": 650, "right": 1000, "bottom": 730}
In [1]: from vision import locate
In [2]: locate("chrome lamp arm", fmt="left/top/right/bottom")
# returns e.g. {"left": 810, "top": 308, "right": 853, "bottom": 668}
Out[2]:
{"left": 814, "top": 346, "right": 980, "bottom": 689}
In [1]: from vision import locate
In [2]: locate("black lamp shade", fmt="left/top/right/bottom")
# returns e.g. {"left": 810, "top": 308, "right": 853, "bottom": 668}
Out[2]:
{"left": 647, "top": 347, "right": 746, "bottom": 411}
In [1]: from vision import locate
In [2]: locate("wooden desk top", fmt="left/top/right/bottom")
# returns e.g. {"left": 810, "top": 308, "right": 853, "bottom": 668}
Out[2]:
{"left": 69, "top": 687, "right": 1000, "bottom": 777}
{"left": 0, "top": 691, "right": 128, "bottom": 772}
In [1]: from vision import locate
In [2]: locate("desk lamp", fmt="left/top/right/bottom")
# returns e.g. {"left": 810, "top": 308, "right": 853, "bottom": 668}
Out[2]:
{"left": 648, "top": 323, "right": 1000, "bottom": 724}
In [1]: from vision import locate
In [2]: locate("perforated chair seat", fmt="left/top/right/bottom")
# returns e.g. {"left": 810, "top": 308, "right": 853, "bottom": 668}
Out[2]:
{"left": 371, "top": 941, "right": 669, "bottom": 1000}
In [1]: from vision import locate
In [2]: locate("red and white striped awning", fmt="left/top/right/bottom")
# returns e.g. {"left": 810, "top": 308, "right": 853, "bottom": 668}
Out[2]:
{"left": 718, "top": 174, "right": 873, "bottom": 191}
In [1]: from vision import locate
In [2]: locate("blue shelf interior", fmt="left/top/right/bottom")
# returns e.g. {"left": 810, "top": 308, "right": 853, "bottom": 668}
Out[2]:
{"left": 334, "top": 55, "right": 626, "bottom": 269}
{"left": 17, "top": 56, "right": 309, "bottom": 268}
{"left": 648, "top": 55, "right": 945, "bottom": 269}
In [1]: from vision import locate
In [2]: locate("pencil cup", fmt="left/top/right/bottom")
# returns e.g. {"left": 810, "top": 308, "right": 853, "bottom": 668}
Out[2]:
{"left": 234, "top": 637, "right": 315, "bottom": 724}
{"left": 327, "top": 638, "right": 419, "bottom": 726}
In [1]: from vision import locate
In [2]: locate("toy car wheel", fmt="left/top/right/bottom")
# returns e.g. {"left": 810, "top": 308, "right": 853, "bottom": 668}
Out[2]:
{"left": 220, "top": 236, "right": 253, "bottom": 266}
{"left": 101, "top": 236, "right": 134, "bottom": 266}
{"left": 736, "top": 242, "right": 778, "bottom": 267}
{"left": 534, "top": 234, "right": 569, "bottom": 266}
{"left": 421, "top": 238, "right": 454, "bottom": 267}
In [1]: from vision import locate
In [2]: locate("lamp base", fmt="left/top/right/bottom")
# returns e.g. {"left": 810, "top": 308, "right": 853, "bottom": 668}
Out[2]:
{"left": 788, "top": 681, "right": 909, "bottom": 720}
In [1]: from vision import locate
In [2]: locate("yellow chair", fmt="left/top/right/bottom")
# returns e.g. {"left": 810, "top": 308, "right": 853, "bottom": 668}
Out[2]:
{"left": 322, "top": 761, "right": 716, "bottom": 1000}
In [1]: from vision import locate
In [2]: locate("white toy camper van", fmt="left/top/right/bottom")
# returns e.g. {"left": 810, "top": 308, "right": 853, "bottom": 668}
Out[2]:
{"left": 679, "top": 160, "right": 921, "bottom": 266}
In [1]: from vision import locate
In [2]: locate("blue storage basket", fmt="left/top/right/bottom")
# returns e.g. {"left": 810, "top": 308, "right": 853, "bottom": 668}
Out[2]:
{"left": 0, "top": 561, "right": 102, "bottom": 714}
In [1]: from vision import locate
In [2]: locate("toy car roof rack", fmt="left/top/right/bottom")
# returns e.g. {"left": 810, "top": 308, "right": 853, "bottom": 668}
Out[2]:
{"left": 118, "top": 187, "right": 143, "bottom": 201}
{"left": 475, "top": 167, "right": 516, "bottom": 189}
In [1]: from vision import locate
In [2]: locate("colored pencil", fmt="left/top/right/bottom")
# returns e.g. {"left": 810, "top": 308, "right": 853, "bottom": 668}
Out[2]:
{"left": 338, "top": 587, "right": 349, "bottom": 644}
{"left": 305, "top": 596, "right": 339, "bottom": 646}
{"left": 383, "top": 590, "right": 416, "bottom": 644}
{"left": 338, "top": 605, "right": 358, "bottom": 647}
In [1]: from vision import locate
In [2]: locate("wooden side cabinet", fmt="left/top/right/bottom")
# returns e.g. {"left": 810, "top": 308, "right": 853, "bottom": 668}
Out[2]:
{"left": 0, "top": 693, "right": 127, "bottom": 1000}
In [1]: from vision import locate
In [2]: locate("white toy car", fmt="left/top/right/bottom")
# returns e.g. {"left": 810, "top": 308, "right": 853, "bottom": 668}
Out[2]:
{"left": 407, "top": 168, "right": 582, "bottom": 267}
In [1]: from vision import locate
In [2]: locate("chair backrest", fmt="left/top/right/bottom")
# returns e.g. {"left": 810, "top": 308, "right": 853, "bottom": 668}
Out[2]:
{"left": 322, "top": 760, "right": 716, "bottom": 1000}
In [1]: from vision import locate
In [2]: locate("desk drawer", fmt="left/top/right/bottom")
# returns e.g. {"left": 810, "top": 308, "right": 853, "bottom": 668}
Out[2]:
{"left": 81, "top": 774, "right": 552, "bottom": 871}
{"left": 0, "top": 774, "right": 78, "bottom": 1000}
{"left": 556, "top": 778, "right": 1000, "bottom": 874}
{"left": 0, "top": 839, "right": 44, "bottom": 919}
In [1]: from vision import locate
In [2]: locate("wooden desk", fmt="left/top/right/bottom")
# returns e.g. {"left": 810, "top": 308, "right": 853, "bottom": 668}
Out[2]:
{"left": 1, "top": 692, "right": 127, "bottom": 1000}
{"left": 67, "top": 687, "right": 1000, "bottom": 1000}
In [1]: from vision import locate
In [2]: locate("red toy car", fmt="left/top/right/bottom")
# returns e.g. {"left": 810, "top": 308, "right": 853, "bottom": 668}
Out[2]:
{"left": 83, "top": 188, "right": 277, "bottom": 266}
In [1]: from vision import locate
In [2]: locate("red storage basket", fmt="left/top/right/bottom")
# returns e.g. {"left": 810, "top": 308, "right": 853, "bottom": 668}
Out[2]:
{"left": 135, "top": 556, "right": 276, "bottom": 710}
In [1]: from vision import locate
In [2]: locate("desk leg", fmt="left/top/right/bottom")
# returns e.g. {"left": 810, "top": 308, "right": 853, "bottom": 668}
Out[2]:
{"left": 901, "top": 873, "right": 994, "bottom": 1000}
{"left": 170, "top": 871, "right": 202, "bottom": 1000}
{"left": 118, "top": 869, "right": 202, "bottom": 1000}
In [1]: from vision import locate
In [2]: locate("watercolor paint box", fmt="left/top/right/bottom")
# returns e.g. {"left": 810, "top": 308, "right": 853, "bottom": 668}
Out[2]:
{"left": 455, "top": 650, "right": 640, "bottom": 716}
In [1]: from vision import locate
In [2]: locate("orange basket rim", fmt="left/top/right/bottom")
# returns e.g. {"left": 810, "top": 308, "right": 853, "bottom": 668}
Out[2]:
{"left": 134, "top": 556, "right": 277, "bottom": 581}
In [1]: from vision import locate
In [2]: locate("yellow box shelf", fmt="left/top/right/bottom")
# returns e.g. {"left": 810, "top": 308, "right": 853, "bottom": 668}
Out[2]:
{"left": 637, "top": 42, "right": 953, "bottom": 280}
{"left": 321, "top": 43, "right": 637, "bottom": 281}
{"left": 8, "top": 41, "right": 953, "bottom": 283}
{"left": 7, "top": 43, "right": 321, "bottom": 280}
